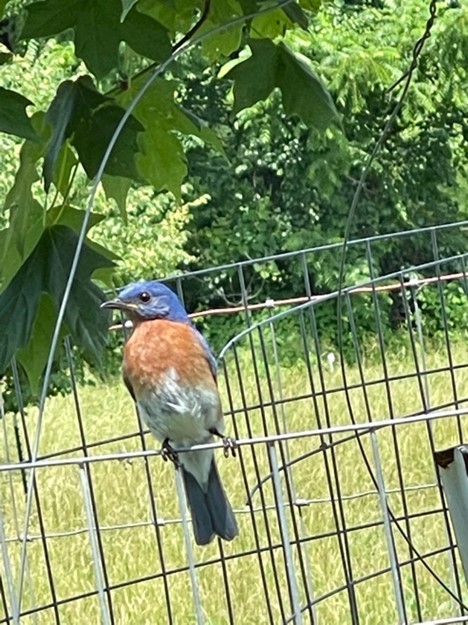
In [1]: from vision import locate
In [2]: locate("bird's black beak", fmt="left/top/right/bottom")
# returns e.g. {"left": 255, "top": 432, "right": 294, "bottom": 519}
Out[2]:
{"left": 100, "top": 299, "right": 138, "bottom": 312}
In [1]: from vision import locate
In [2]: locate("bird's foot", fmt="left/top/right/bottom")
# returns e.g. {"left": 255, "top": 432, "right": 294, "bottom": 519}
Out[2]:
{"left": 209, "top": 428, "right": 238, "bottom": 458}
{"left": 161, "top": 438, "right": 181, "bottom": 468}
{"left": 222, "top": 436, "right": 238, "bottom": 458}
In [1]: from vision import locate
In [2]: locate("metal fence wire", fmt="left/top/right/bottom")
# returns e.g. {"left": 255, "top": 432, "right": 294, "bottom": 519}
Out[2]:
{"left": 2, "top": 221, "right": 468, "bottom": 624}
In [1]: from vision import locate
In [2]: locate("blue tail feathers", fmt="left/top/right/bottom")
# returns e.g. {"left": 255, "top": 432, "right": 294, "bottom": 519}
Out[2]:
{"left": 182, "top": 460, "right": 238, "bottom": 545}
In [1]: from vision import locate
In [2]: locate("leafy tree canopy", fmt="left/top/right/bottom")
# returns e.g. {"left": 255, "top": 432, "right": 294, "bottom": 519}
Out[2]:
{"left": 0, "top": 0, "right": 338, "bottom": 389}
{"left": 180, "top": 1, "right": 468, "bottom": 306}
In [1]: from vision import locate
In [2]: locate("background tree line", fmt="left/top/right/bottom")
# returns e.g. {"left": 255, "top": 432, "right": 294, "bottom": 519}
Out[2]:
{"left": 0, "top": 0, "right": 467, "bottom": 406}
{"left": 175, "top": 0, "right": 468, "bottom": 350}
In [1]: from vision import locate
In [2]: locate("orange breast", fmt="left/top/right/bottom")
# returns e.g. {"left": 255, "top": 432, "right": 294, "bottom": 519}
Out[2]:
{"left": 123, "top": 320, "right": 217, "bottom": 399}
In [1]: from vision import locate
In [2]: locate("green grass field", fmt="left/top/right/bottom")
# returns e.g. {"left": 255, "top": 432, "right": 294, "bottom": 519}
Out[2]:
{"left": 1, "top": 340, "right": 468, "bottom": 624}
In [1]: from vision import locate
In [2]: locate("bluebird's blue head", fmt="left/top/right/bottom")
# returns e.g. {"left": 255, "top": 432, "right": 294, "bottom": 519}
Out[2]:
{"left": 101, "top": 280, "right": 189, "bottom": 322}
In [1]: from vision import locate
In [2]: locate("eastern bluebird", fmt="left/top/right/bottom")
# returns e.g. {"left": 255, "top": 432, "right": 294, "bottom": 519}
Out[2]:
{"left": 102, "top": 280, "right": 238, "bottom": 545}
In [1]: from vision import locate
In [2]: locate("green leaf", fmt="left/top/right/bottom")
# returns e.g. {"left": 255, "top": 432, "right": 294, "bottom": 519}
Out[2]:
{"left": 4, "top": 139, "right": 42, "bottom": 214}
{"left": 0, "top": 250, "right": 43, "bottom": 371}
{"left": 43, "top": 76, "right": 143, "bottom": 184}
{"left": 119, "top": 78, "right": 221, "bottom": 195}
{"left": 136, "top": 125, "right": 186, "bottom": 199}
{"left": 22, "top": 0, "right": 119, "bottom": 78}
{"left": 53, "top": 142, "right": 78, "bottom": 196}
{"left": 122, "top": 6, "right": 171, "bottom": 61}
{"left": 237, "top": 0, "right": 259, "bottom": 15}
{"left": 73, "top": 0, "right": 122, "bottom": 79}
{"left": 199, "top": 0, "right": 243, "bottom": 61}
{"left": 0, "top": 140, "right": 45, "bottom": 288}
{"left": 279, "top": 43, "right": 338, "bottom": 129}
{"left": 57, "top": 234, "right": 114, "bottom": 362}
{"left": 43, "top": 80, "right": 77, "bottom": 190}
{"left": 46, "top": 204, "right": 104, "bottom": 232}
{"left": 282, "top": 3, "right": 309, "bottom": 30}
{"left": 249, "top": 6, "right": 293, "bottom": 39}
{"left": 0, "top": 87, "right": 38, "bottom": 140}
{"left": 21, "top": 0, "right": 81, "bottom": 38}
{"left": 86, "top": 239, "right": 120, "bottom": 264}
{"left": 120, "top": 0, "right": 138, "bottom": 20}
{"left": 224, "top": 39, "right": 338, "bottom": 130}
{"left": 81, "top": 238, "right": 119, "bottom": 287}
{"left": 101, "top": 175, "right": 132, "bottom": 221}
{"left": 0, "top": 51, "right": 12, "bottom": 65}
{"left": 3, "top": 199, "right": 43, "bottom": 262}
{"left": 22, "top": 0, "right": 169, "bottom": 79}
{"left": 179, "top": 107, "right": 224, "bottom": 153}
{"left": 299, "top": 0, "right": 321, "bottom": 10}
{"left": 224, "top": 40, "right": 277, "bottom": 108}
{"left": 16, "top": 294, "right": 60, "bottom": 394}
{"left": 138, "top": 0, "right": 196, "bottom": 34}
{"left": 73, "top": 104, "right": 143, "bottom": 179}
{"left": 0, "top": 225, "right": 114, "bottom": 375}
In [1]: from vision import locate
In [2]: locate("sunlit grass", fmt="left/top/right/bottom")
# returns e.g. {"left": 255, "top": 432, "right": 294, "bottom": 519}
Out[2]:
{"left": 1, "top": 336, "right": 468, "bottom": 624}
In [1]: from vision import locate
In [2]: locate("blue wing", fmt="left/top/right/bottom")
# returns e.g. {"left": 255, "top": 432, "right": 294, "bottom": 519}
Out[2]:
{"left": 194, "top": 327, "right": 218, "bottom": 380}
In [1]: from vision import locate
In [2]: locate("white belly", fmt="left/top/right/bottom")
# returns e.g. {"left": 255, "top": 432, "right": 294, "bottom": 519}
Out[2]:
{"left": 136, "top": 369, "right": 221, "bottom": 447}
{"left": 136, "top": 370, "right": 222, "bottom": 488}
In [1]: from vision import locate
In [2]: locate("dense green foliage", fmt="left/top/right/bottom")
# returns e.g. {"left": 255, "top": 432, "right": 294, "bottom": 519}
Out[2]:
{"left": 182, "top": 2, "right": 468, "bottom": 285}
{"left": 174, "top": 0, "right": 468, "bottom": 350}
{"left": 0, "top": 0, "right": 467, "bottom": 404}
{"left": 0, "top": 0, "right": 337, "bottom": 392}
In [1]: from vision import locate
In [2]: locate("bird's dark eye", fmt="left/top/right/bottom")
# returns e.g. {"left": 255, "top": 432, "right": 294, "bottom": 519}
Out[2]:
{"left": 139, "top": 291, "right": 151, "bottom": 303}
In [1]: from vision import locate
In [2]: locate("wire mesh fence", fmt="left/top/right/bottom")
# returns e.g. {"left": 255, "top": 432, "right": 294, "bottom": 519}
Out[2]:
{"left": 1, "top": 221, "right": 468, "bottom": 624}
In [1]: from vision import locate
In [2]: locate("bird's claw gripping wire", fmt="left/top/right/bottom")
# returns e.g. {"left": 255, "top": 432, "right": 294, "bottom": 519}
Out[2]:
{"left": 210, "top": 428, "right": 238, "bottom": 458}
{"left": 161, "top": 438, "right": 181, "bottom": 468}
{"left": 222, "top": 437, "right": 238, "bottom": 458}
